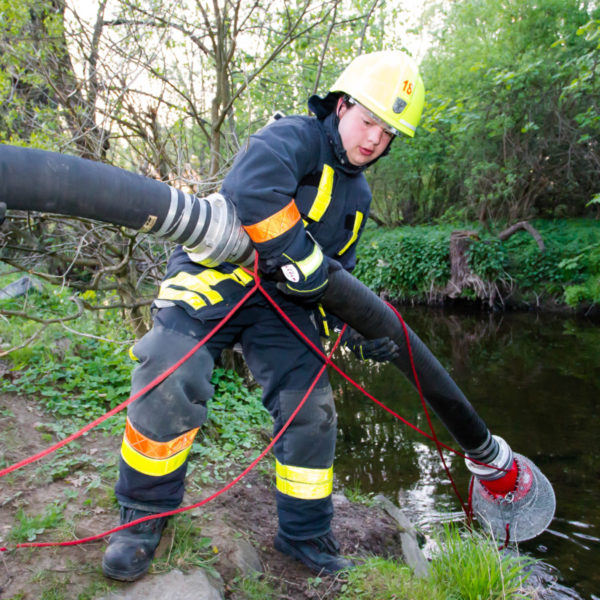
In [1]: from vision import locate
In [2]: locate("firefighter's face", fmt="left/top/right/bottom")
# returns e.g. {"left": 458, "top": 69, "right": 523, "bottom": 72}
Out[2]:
{"left": 337, "top": 99, "right": 392, "bottom": 166}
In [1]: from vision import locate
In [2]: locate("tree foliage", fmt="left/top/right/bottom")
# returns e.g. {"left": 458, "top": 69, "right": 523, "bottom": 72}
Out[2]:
{"left": 1, "top": 0, "right": 599, "bottom": 339}
{"left": 369, "top": 0, "right": 600, "bottom": 226}
{"left": 0, "top": 0, "right": 401, "bottom": 334}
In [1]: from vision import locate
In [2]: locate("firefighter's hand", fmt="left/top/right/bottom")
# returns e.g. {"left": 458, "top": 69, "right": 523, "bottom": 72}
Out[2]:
{"left": 276, "top": 245, "right": 329, "bottom": 303}
{"left": 276, "top": 268, "right": 328, "bottom": 303}
{"left": 344, "top": 330, "right": 400, "bottom": 362}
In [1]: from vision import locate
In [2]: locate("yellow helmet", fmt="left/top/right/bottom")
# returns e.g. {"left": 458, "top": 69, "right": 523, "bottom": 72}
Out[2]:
{"left": 330, "top": 51, "right": 425, "bottom": 138}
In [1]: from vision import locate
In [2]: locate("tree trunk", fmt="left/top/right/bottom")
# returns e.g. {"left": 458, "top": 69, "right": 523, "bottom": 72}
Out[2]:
{"left": 444, "top": 230, "right": 498, "bottom": 306}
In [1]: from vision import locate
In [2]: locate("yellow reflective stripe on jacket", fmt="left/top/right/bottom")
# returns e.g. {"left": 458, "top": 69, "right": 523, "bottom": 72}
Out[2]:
{"left": 243, "top": 199, "right": 301, "bottom": 243}
{"left": 158, "top": 268, "right": 253, "bottom": 310}
{"left": 157, "top": 287, "right": 208, "bottom": 310}
{"left": 317, "top": 304, "right": 329, "bottom": 337}
{"left": 275, "top": 459, "right": 333, "bottom": 500}
{"left": 338, "top": 211, "right": 364, "bottom": 255}
{"left": 307, "top": 164, "right": 334, "bottom": 222}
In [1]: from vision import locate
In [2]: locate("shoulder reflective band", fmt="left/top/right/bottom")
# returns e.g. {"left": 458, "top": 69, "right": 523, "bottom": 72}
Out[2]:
{"left": 158, "top": 267, "right": 253, "bottom": 310}
{"left": 275, "top": 459, "right": 333, "bottom": 500}
{"left": 243, "top": 199, "right": 301, "bottom": 243}
{"left": 307, "top": 164, "right": 335, "bottom": 222}
{"left": 338, "top": 211, "right": 364, "bottom": 255}
{"left": 120, "top": 418, "right": 199, "bottom": 477}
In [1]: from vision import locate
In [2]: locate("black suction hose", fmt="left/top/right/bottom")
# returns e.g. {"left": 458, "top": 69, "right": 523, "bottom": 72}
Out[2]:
{"left": 0, "top": 145, "right": 254, "bottom": 266}
{"left": 322, "top": 270, "right": 494, "bottom": 459}
{"left": 0, "top": 145, "right": 174, "bottom": 231}
{"left": 0, "top": 144, "right": 496, "bottom": 462}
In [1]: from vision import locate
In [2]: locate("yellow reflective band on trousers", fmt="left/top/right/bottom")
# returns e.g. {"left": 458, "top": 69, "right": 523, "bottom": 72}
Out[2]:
{"left": 307, "top": 164, "right": 334, "bottom": 222}
{"left": 338, "top": 211, "right": 364, "bottom": 255}
{"left": 158, "top": 267, "right": 254, "bottom": 311}
{"left": 275, "top": 459, "right": 333, "bottom": 500}
{"left": 120, "top": 418, "right": 199, "bottom": 477}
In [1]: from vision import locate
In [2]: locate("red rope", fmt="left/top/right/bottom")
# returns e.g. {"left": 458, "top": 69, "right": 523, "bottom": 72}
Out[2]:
{"left": 0, "top": 327, "right": 346, "bottom": 552}
{"left": 0, "top": 260, "right": 487, "bottom": 550}
{"left": 0, "top": 282, "right": 260, "bottom": 480}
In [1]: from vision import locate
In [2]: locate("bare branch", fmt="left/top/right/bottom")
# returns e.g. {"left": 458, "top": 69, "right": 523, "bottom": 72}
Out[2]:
{"left": 497, "top": 221, "right": 545, "bottom": 252}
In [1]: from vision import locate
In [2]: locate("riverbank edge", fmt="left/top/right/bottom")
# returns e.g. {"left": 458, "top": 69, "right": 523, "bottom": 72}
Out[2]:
{"left": 0, "top": 390, "right": 543, "bottom": 600}
{"left": 353, "top": 219, "right": 600, "bottom": 317}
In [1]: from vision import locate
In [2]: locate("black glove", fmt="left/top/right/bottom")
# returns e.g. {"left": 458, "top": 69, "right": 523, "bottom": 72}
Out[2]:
{"left": 343, "top": 329, "right": 400, "bottom": 363}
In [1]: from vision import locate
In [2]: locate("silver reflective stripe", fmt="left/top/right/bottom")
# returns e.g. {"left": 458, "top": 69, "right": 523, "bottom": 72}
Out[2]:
{"left": 168, "top": 192, "right": 193, "bottom": 240}
{"left": 296, "top": 244, "right": 323, "bottom": 278}
{"left": 154, "top": 186, "right": 179, "bottom": 237}
{"left": 399, "top": 118, "right": 416, "bottom": 133}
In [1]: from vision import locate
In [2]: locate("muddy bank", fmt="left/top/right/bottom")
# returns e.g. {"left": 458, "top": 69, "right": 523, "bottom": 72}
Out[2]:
{"left": 0, "top": 394, "right": 424, "bottom": 599}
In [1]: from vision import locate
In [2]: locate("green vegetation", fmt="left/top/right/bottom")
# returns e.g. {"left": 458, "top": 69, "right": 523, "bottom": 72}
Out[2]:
{"left": 152, "top": 514, "right": 216, "bottom": 575}
{"left": 0, "top": 271, "right": 271, "bottom": 459}
{"left": 2, "top": 0, "right": 599, "bottom": 336}
{"left": 227, "top": 523, "right": 537, "bottom": 600}
{"left": 228, "top": 572, "right": 282, "bottom": 600}
{"left": 371, "top": 0, "right": 600, "bottom": 225}
{"left": 8, "top": 501, "right": 66, "bottom": 543}
{"left": 338, "top": 525, "right": 535, "bottom": 600}
{"left": 355, "top": 219, "right": 600, "bottom": 309}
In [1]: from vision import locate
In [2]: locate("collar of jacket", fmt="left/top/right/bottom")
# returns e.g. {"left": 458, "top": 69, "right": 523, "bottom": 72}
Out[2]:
{"left": 308, "top": 93, "right": 393, "bottom": 175}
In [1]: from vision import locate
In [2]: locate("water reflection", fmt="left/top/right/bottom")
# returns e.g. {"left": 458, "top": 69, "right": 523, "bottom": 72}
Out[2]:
{"left": 331, "top": 307, "right": 600, "bottom": 600}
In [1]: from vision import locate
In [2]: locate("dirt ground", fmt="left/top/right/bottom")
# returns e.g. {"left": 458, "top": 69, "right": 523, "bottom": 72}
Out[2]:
{"left": 0, "top": 393, "right": 408, "bottom": 600}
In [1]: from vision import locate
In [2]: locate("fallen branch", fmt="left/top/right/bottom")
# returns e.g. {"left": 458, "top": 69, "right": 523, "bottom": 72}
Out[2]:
{"left": 497, "top": 220, "right": 545, "bottom": 252}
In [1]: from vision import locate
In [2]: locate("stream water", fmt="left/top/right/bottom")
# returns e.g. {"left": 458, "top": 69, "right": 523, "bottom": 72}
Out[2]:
{"left": 332, "top": 306, "right": 600, "bottom": 599}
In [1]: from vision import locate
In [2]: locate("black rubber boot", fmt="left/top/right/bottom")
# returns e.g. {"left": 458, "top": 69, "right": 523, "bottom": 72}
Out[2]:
{"left": 274, "top": 531, "right": 354, "bottom": 575}
{"left": 102, "top": 507, "right": 168, "bottom": 581}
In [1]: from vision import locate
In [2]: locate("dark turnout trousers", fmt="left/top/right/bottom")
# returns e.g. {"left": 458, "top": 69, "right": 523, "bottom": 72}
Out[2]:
{"left": 115, "top": 294, "right": 337, "bottom": 540}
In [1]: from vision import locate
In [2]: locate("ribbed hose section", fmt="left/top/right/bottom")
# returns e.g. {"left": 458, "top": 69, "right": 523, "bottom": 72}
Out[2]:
{"left": 322, "top": 269, "right": 495, "bottom": 456}
{"left": 0, "top": 145, "right": 255, "bottom": 266}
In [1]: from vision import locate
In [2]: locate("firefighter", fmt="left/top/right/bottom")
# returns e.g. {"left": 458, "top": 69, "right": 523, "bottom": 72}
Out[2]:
{"left": 102, "top": 51, "right": 425, "bottom": 581}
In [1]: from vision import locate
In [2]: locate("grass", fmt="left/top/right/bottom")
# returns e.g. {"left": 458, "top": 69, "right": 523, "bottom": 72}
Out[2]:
{"left": 229, "top": 572, "right": 282, "bottom": 599}
{"left": 152, "top": 513, "right": 217, "bottom": 576}
{"left": 8, "top": 501, "right": 66, "bottom": 543}
{"left": 428, "top": 524, "right": 535, "bottom": 599}
{"left": 333, "top": 523, "right": 536, "bottom": 600}
{"left": 342, "top": 482, "right": 376, "bottom": 506}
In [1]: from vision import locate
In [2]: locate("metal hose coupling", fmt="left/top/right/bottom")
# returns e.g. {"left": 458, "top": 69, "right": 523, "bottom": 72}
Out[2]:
{"left": 466, "top": 436, "right": 556, "bottom": 543}
{"left": 465, "top": 435, "right": 513, "bottom": 482}
{"left": 153, "top": 190, "right": 255, "bottom": 267}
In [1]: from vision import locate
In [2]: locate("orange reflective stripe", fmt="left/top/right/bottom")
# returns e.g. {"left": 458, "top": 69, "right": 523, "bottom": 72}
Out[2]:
{"left": 243, "top": 199, "right": 301, "bottom": 243}
{"left": 125, "top": 418, "right": 199, "bottom": 459}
